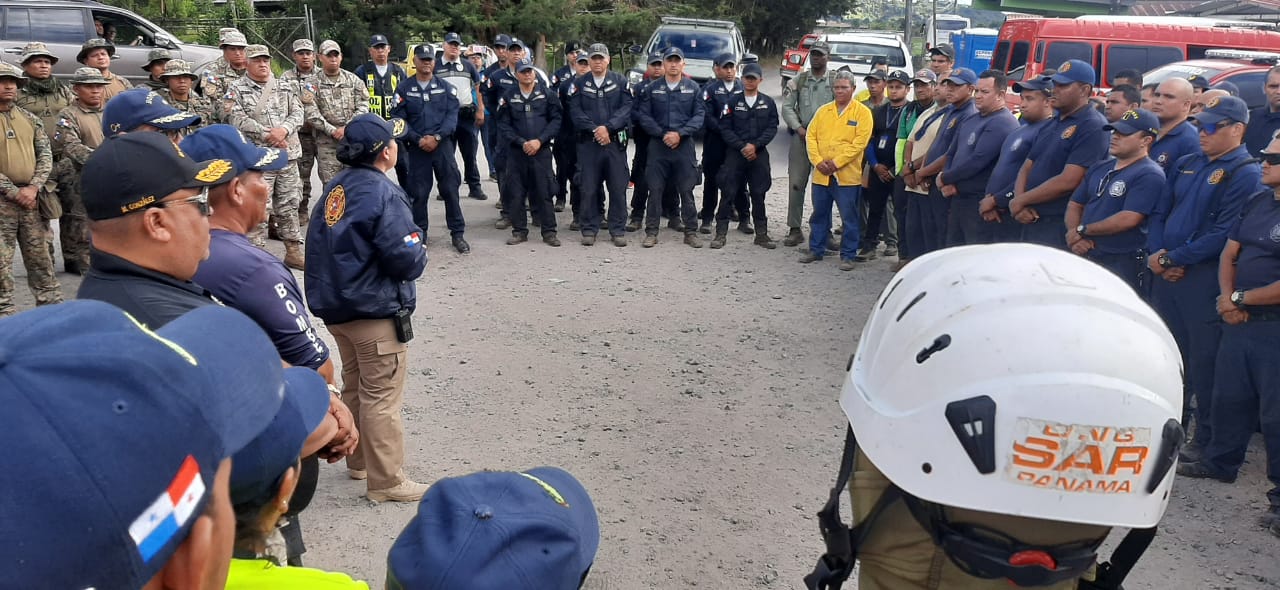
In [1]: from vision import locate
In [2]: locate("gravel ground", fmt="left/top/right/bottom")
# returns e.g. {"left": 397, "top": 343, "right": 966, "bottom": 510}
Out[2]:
{"left": 9, "top": 77, "right": 1279, "bottom": 589}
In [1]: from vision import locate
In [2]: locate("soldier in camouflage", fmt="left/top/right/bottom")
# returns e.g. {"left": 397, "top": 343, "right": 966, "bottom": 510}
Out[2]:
{"left": 224, "top": 45, "right": 307, "bottom": 270}
{"left": 308, "top": 40, "right": 369, "bottom": 198}
{"left": 16, "top": 42, "right": 72, "bottom": 264}
{"left": 52, "top": 68, "right": 112, "bottom": 274}
{"left": 280, "top": 38, "right": 322, "bottom": 223}
{"left": 141, "top": 48, "right": 173, "bottom": 91}
{"left": 158, "top": 59, "right": 214, "bottom": 135}
{"left": 77, "top": 38, "right": 131, "bottom": 102}
{"left": 198, "top": 28, "right": 249, "bottom": 122}
{"left": 0, "top": 63, "right": 62, "bottom": 316}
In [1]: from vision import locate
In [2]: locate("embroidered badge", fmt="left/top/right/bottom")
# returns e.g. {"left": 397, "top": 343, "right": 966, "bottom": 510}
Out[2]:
{"left": 1061, "top": 125, "right": 1077, "bottom": 140}
{"left": 1109, "top": 180, "right": 1126, "bottom": 197}
{"left": 1208, "top": 168, "right": 1225, "bottom": 185}
{"left": 324, "top": 185, "right": 346, "bottom": 226}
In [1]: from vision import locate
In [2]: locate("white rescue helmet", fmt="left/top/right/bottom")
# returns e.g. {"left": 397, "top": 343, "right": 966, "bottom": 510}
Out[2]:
{"left": 843, "top": 244, "right": 1183, "bottom": 528}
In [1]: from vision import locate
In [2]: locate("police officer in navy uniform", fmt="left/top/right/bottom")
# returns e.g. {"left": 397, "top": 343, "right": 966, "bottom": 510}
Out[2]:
{"left": 627, "top": 50, "right": 668, "bottom": 232}
{"left": 354, "top": 34, "right": 410, "bottom": 186}
{"left": 1065, "top": 108, "right": 1166, "bottom": 292}
{"left": 982, "top": 74, "right": 1055, "bottom": 243}
{"left": 635, "top": 47, "right": 706, "bottom": 248}
{"left": 1244, "top": 64, "right": 1280, "bottom": 157}
{"left": 1149, "top": 77, "right": 1200, "bottom": 172}
{"left": 568, "top": 43, "right": 633, "bottom": 247}
{"left": 484, "top": 39, "right": 545, "bottom": 229}
{"left": 553, "top": 51, "right": 588, "bottom": 216}
{"left": 912, "top": 67, "right": 978, "bottom": 254}
{"left": 480, "top": 34, "right": 513, "bottom": 181}
{"left": 1178, "top": 135, "right": 1280, "bottom": 538}
{"left": 391, "top": 44, "right": 470, "bottom": 254}
{"left": 435, "top": 32, "right": 488, "bottom": 201}
{"left": 1147, "top": 95, "right": 1263, "bottom": 457}
{"left": 713, "top": 62, "right": 778, "bottom": 250}
{"left": 1011, "top": 59, "right": 1110, "bottom": 248}
{"left": 698, "top": 53, "right": 745, "bottom": 235}
{"left": 496, "top": 58, "right": 562, "bottom": 247}
{"left": 549, "top": 41, "right": 580, "bottom": 94}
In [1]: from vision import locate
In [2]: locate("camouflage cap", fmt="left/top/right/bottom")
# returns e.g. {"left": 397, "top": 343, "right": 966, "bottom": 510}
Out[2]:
{"left": 292, "top": 39, "right": 315, "bottom": 53}
{"left": 318, "top": 40, "right": 341, "bottom": 55}
{"left": 245, "top": 45, "right": 271, "bottom": 59}
{"left": 143, "top": 48, "right": 173, "bottom": 70}
{"left": 71, "top": 67, "right": 110, "bottom": 85}
{"left": 77, "top": 38, "right": 115, "bottom": 63}
{"left": 19, "top": 42, "right": 58, "bottom": 65}
{"left": 0, "top": 62, "right": 27, "bottom": 83}
{"left": 160, "top": 59, "right": 198, "bottom": 80}
{"left": 219, "top": 29, "right": 249, "bottom": 48}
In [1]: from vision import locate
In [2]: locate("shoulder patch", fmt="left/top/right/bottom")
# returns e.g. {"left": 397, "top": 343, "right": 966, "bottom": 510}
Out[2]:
{"left": 1061, "top": 124, "right": 1077, "bottom": 140}
{"left": 1208, "top": 168, "right": 1225, "bottom": 185}
{"left": 325, "top": 185, "right": 346, "bottom": 226}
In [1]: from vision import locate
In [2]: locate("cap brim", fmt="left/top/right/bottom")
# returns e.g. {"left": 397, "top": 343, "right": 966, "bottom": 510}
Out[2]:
{"left": 942, "top": 76, "right": 971, "bottom": 86}
{"left": 249, "top": 147, "right": 289, "bottom": 172}
{"left": 148, "top": 111, "right": 201, "bottom": 131}
{"left": 1103, "top": 122, "right": 1138, "bottom": 134}
{"left": 182, "top": 157, "right": 236, "bottom": 189}
{"left": 1049, "top": 74, "right": 1083, "bottom": 85}
{"left": 526, "top": 467, "right": 600, "bottom": 569}
{"left": 590, "top": 52, "right": 608, "bottom": 58}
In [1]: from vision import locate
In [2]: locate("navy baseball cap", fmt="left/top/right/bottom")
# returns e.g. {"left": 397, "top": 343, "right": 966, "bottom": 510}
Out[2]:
{"left": 82, "top": 131, "right": 234, "bottom": 220}
{"left": 1213, "top": 80, "right": 1240, "bottom": 96}
{"left": 1192, "top": 94, "right": 1250, "bottom": 127}
{"left": 493, "top": 34, "right": 512, "bottom": 47}
{"left": 1104, "top": 108, "right": 1160, "bottom": 136}
{"left": 911, "top": 69, "right": 938, "bottom": 84}
{"left": 180, "top": 124, "right": 288, "bottom": 176}
{"left": 0, "top": 301, "right": 285, "bottom": 590}
{"left": 929, "top": 43, "right": 955, "bottom": 59}
{"left": 413, "top": 43, "right": 436, "bottom": 60}
{"left": 444, "top": 32, "right": 462, "bottom": 45}
{"left": 742, "top": 63, "right": 763, "bottom": 79}
{"left": 509, "top": 38, "right": 527, "bottom": 51}
{"left": 647, "top": 49, "right": 664, "bottom": 65}
{"left": 663, "top": 46, "right": 684, "bottom": 60}
{"left": 515, "top": 58, "right": 536, "bottom": 72}
{"left": 1050, "top": 59, "right": 1096, "bottom": 86}
{"left": 230, "top": 367, "right": 331, "bottom": 506}
{"left": 103, "top": 88, "right": 200, "bottom": 136}
{"left": 943, "top": 67, "right": 978, "bottom": 86}
{"left": 886, "top": 70, "right": 910, "bottom": 84}
{"left": 588, "top": 43, "right": 609, "bottom": 58}
{"left": 575, "top": 51, "right": 589, "bottom": 64}
{"left": 370, "top": 34, "right": 390, "bottom": 47}
{"left": 342, "top": 113, "right": 407, "bottom": 160}
{"left": 1012, "top": 75, "right": 1051, "bottom": 93}
{"left": 1186, "top": 74, "right": 1210, "bottom": 90}
{"left": 386, "top": 467, "right": 600, "bottom": 590}
{"left": 714, "top": 52, "right": 735, "bottom": 67}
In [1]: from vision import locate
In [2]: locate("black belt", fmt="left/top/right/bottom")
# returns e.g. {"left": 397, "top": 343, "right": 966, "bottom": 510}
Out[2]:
{"left": 1245, "top": 311, "right": 1280, "bottom": 322}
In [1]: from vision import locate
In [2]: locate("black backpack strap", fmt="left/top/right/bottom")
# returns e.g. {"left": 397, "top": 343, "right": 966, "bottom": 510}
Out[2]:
{"left": 1079, "top": 526, "right": 1158, "bottom": 590}
{"left": 803, "top": 426, "right": 903, "bottom": 590}
{"left": 1189, "top": 157, "right": 1259, "bottom": 241}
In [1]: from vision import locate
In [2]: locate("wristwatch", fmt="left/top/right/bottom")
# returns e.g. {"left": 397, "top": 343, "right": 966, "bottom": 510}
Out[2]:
{"left": 907, "top": 162, "right": 918, "bottom": 172}
{"left": 1158, "top": 254, "right": 1173, "bottom": 269}
{"left": 1231, "top": 289, "right": 1247, "bottom": 307}
{"left": 1076, "top": 224, "right": 1088, "bottom": 237}
{"left": 431, "top": 134, "right": 442, "bottom": 141}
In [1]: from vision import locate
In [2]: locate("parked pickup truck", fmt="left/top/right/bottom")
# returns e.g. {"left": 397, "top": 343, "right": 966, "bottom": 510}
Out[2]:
{"left": 779, "top": 33, "right": 820, "bottom": 82}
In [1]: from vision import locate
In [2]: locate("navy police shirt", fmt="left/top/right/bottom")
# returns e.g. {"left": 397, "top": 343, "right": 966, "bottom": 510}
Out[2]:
{"left": 1150, "top": 121, "right": 1199, "bottom": 172}
{"left": 1148, "top": 146, "right": 1263, "bottom": 266}
{"left": 990, "top": 118, "right": 1050, "bottom": 207}
{"left": 1024, "top": 104, "right": 1110, "bottom": 216}
{"left": 1229, "top": 191, "right": 1280, "bottom": 314}
{"left": 1069, "top": 157, "right": 1166, "bottom": 254}
{"left": 78, "top": 248, "right": 218, "bottom": 329}
{"left": 943, "top": 107, "right": 1019, "bottom": 197}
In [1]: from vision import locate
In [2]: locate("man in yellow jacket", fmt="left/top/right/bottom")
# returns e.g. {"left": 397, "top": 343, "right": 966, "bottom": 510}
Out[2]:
{"left": 803, "top": 70, "right": 873, "bottom": 270}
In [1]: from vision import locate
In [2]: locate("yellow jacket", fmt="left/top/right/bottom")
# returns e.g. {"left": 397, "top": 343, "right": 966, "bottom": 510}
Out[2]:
{"left": 806, "top": 99, "right": 873, "bottom": 187}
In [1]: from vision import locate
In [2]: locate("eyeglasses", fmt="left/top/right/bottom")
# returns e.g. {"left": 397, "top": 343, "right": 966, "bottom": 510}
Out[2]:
{"left": 1195, "top": 119, "right": 1237, "bottom": 135}
{"left": 150, "top": 188, "right": 211, "bottom": 216}
{"left": 1261, "top": 152, "right": 1280, "bottom": 166}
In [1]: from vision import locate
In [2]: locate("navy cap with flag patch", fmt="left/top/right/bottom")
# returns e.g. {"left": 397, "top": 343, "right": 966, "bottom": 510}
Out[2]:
{"left": 943, "top": 67, "right": 978, "bottom": 86}
{"left": 102, "top": 88, "right": 200, "bottom": 136}
{"left": 181, "top": 124, "right": 288, "bottom": 177}
{"left": 0, "top": 300, "right": 285, "bottom": 590}
{"left": 81, "top": 131, "right": 235, "bottom": 220}
{"left": 386, "top": 467, "right": 600, "bottom": 590}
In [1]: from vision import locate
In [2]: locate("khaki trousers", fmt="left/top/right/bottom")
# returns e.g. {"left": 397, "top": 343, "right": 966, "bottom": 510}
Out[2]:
{"left": 328, "top": 318, "right": 409, "bottom": 490}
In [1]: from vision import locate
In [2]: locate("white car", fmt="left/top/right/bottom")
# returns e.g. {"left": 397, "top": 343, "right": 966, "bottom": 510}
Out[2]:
{"left": 799, "top": 32, "right": 914, "bottom": 94}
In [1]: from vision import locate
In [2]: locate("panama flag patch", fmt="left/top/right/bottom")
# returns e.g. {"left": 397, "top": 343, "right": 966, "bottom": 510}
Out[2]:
{"left": 128, "top": 455, "right": 205, "bottom": 562}
{"left": 404, "top": 232, "right": 422, "bottom": 248}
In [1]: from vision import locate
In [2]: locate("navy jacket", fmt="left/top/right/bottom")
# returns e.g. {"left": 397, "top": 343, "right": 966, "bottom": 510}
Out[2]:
{"left": 701, "top": 79, "right": 743, "bottom": 134}
{"left": 390, "top": 75, "right": 459, "bottom": 144}
{"left": 635, "top": 76, "right": 705, "bottom": 138}
{"left": 943, "top": 107, "right": 1019, "bottom": 196}
{"left": 305, "top": 166, "right": 427, "bottom": 325}
{"left": 496, "top": 82, "right": 562, "bottom": 149}
{"left": 719, "top": 92, "right": 778, "bottom": 151}
{"left": 568, "top": 71, "right": 633, "bottom": 135}
{"left": 1148, "top": 146, "right": 1263, "bottom": 266}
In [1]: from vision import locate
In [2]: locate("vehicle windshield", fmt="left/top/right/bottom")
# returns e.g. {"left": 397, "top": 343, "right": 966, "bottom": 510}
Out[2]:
{"left": 650, "top": 30, "right": 732, "bottom": 61}
{"left": 1144, "top": 63, "right": 1227, "bottom": 85}
{"left": 937, "top": 20, "right": 969, "bottom": 31}
{"left": 827, "top": 42, "right": 907, "bottom": 68}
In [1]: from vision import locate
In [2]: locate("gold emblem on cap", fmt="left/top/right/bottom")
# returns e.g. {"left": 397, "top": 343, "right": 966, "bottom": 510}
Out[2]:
{"left": 1122, "top": 110, "right": 1139, "bottom": 121}
{"left": 1207, "top": 96, "right": 1221, "bottom": 109}
{"left": 325, "top": 185, "right": 347, "bottom": 227}
{"left": 1060, "top": 61, "right": 1072, "bottom": 72}
{"left": 195, "top": 159, "right": 232, "bottom": 182}
{"left": 392, "top": 118, "right": 406, "bottom": 136}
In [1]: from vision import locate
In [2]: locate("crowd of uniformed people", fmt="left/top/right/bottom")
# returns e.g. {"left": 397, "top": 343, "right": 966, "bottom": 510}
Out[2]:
{"left": 2, "top": 21, "right": 1280, "bottom": 588}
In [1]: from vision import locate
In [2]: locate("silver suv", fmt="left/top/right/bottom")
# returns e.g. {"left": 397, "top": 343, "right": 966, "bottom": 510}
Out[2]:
{"left": 1, "top": 0, "right": 220, "bottom": 83}
{"left": 628, "top": 17, "right": 752, "bottom": 85}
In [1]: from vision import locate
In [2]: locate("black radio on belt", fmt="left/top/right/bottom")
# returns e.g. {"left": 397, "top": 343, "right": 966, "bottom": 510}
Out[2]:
{"left": 393, "top": 308, "right": 414, "bottom": 343}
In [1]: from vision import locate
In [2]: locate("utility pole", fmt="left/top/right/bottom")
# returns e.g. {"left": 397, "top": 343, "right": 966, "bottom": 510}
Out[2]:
{"left": 904, "top": 0, "right": 914, "bottom": 49}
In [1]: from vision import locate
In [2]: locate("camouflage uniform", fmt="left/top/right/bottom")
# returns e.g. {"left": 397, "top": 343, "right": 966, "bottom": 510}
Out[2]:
{"left": 307, "top": 68, "right": 369, "bottom": 188}
{"left": 198, "top": 57, "right": 247, "bottom": 123}
{"left": 0, "top": 102, "right": 61, "bottom": 317}
{"left": 100, "top": 72, "right": 132, "bottom": 102}
{"left": 279, "top": 65, "right": 322, "bottom": 214}
{"left": 156, "top": 59, "right": 213, "bottom": 135}
{"left": 53, "top": 97, "right": 107, "bottom": 270}
{"left": 224, "top": 70, "right": 306, "bottom": 250}
{"left": 15, "top": 66, "right": 72, "bottom": 264}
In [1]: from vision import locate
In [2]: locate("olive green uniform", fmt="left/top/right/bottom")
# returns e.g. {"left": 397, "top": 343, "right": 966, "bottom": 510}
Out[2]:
{"left": 781, "top": 69, "right": 835, "bottom": 233}
{"left": 0, "top": 105, "right": 61, "bottom": 316}
{"left": 52, "top": 99, "right": 106, "bottom": 270}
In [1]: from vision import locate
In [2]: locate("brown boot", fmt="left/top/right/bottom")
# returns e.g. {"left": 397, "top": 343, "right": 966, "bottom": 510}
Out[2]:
{"left": 754, "top": 221, "right": 777, "bottom": 249}
{"left": 710, "top": 232, "right": 727, "bottom": 249}
{"left": 782, "top": 227, "right": 804, "bottom": 247}
{"left": 283, "top": 241, "right": 305, "bottom": 270}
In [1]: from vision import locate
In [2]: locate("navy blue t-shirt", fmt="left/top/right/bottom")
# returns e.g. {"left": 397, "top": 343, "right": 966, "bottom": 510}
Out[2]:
{"left": 1150, "top": 121, "right": 1199, "bottom": 172}
{"left": 193, "top": 230, "right": 329, "bottom": 369}
{"left": 1069, "top": 157, "right": 1166, "bottom": 254}
{"left": 1244, "top": 106, "right": 1280, "bottom": 157}
{"left": 1230, "top": 192, "right": 1280, "bottom": 314}
{"left": 989, "top": 118, "right": 1050, "bottom": 206}
{"left": 1025, "top": 105, "right": 1110, "bottom": 216}
{"left": 943, "top": 107, "right": 1019, "bottom": 197}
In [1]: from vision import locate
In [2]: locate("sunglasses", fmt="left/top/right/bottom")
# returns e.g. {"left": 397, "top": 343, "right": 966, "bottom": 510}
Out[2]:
{"left": 150, "top": 187, "right": 211, "bottom": 217}
{"left": 1261, "top": 152, "right": 1280, "bottom": 166}
{"left": 1195, "top": 119, "right": 1237, "bottom": 135}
